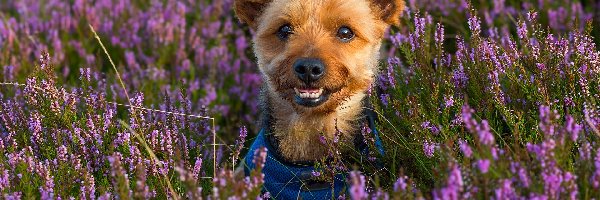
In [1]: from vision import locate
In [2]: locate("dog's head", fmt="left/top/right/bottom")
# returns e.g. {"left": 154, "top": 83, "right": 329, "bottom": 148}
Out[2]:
{"left": 235, "top": 0, "right": 405, "bottom": 114}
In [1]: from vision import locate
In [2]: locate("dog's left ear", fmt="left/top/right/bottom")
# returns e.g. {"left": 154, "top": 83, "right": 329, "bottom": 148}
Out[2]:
{"left": 233, "top": 0, "right": 273, "bottom": 30}
{"left": 370, "top": 0, "right": 406, "bottom": 27}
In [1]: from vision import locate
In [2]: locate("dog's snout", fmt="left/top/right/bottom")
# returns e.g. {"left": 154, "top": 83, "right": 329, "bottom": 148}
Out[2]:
{"left": 293, "top": 58, "right": 325, "bottom": 83}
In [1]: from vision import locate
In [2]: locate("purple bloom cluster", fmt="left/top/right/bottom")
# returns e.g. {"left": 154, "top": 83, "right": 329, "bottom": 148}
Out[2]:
{"left": 369, "top": 0, "right": 600, "bottom": 198}
{"left": 0, "top": 0, "right": 261, "bottom": 134}
{"left": 0, "top": 57, "right": 257, "bottom": 198}
{"left": 593, "top": 149, "right": 600, "bottom": 188}
{"left": 423, "top": 140, "right": 436, "bottom": 158}
{"left": 433, "top": 163, "right": 463, "bottom": 200}
{"left": 349, "top": 171, "right": 368, "bottom": 200}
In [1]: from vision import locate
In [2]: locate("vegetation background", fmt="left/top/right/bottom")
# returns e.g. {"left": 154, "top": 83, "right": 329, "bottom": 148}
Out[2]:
{"left": 1, "top": 0, "right": 600, "bottom": 199}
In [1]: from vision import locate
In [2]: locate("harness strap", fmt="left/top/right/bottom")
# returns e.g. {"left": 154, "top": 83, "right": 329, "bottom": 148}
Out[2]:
{"left": 244, "top": 102, "right": 385, "bottom": 199}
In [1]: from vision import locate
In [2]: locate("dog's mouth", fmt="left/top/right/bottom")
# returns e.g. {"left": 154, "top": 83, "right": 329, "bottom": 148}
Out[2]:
{"left": 293, "top": 87, "right": 330, "bottom": 107}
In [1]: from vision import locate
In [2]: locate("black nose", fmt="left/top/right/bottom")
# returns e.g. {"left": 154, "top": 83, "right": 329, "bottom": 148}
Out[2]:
{"left": 293, "top": 58, "right": 325, "bottom": 83}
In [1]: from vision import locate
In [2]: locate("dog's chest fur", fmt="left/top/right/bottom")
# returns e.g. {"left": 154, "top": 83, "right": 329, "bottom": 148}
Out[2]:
{"left": 264, "top": 89, "right": 366, "bottom": 162}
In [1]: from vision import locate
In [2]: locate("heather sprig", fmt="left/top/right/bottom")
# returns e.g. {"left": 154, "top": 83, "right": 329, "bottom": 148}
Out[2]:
{"left": 368, "top": 2, "right": 600, "bottom": 198}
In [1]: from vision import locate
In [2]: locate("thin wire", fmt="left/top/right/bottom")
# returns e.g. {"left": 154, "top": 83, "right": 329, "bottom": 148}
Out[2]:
{"left": 0, "top": 82, "right": 214, "bottom": 120}
{"left": 1, "top": 81, "right": 219, "bottom": 193}
{"left": 212, "top": 117, "right": 217, "bottom": 179}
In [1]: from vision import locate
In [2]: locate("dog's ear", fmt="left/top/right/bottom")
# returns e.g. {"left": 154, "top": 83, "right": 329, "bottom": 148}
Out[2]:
{"left": 370, "top": 0, "right": 406, "bottom": 26}
{"left": 233, "top": 0, "right": 273, "bottom": 29}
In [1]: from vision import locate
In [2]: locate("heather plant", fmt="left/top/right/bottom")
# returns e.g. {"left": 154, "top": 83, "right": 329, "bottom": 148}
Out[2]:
{"left": 358, "top": 4, "right": 600, "bottom": 200}
{"left": 0, "top": 54, "right": 268, "bottom": 199}
{"left": 1, "top": 0, "right": 600, "bottom": 199}
{"left": 0, "top": 0, "right": 261, "bottom": 136}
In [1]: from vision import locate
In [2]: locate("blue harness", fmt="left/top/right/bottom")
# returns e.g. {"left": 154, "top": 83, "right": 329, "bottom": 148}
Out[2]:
{"left": 244, "top": 111, "right": 384, "bottom": 199}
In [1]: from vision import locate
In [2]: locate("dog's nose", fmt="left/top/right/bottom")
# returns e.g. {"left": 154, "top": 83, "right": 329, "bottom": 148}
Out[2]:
{"left": 293, "top": 58, "right": 325, "bottom": 83}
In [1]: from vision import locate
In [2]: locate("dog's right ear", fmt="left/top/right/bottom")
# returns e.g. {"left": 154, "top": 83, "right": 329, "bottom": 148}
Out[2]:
{"left": 233, "top": 0, "right": 273, "bottom": 29}
{"left": 370, "top": 0, "right": 406, "bottom": 27}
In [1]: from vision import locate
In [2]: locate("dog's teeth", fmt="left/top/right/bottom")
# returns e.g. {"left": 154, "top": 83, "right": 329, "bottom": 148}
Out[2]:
{"left": 295, "top": 88, "right": 325, "bottom": 99}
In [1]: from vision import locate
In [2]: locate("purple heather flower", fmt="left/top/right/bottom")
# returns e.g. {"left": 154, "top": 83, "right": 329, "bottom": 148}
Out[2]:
{"left": 260, "top": 192, "right": 271, "bottom": 200}
{"left": 423, "top": 140, "right": 436, "bottom": 158}
{"left": 579, "top": 142, "right": 592, "bottom": 160}
{"left": 477, "top": 120, "right": 494, "bottom": 146}
{"left": 386, "top": 57, "right": 399, "bottom": 87}
{"left": 192, "top": 157, "right": 202, "bottom": 180}
{"left": 455, "top": 36, "right": 467, "bottom": 61}
{"left": 81, "top": 172, "right": 96, "bottom": 200}
{"left": 4, "top": 192, "right": 22, "bottom": 200}
{"left": 490, "top": 146, "right": 500, "bottom": 160}
{"left": 39, "top": 52, "right": 51, "bottom": 69}
{"left": 311, "top": 170, "right": 321, "bottom": 177}
{"left": 448, "top": 164, "right": 463, "bottom": 187}
{"left": 452, "top": 65, "right": 468, "bottom": 89}
{"left": 0, "top": 170, "right": 9, "bottom": 191}
{"left": 80, "top": 67, "right": 91, "bottom": 82}
{"left": 233, "top": 126, "right": 248, "bottom": 163}
{"left": 564, "top": 97, "right": 574, "bottom": 107}
{"left": 252, "top": 147, "right": 268, "bottom": 168}
{"left": 97, "top": 193, "right": 112, "bottom": 200}
{"left": 476, "top": 159, "right": 490, "bottom": 174}
{"left": 467, "top": 13, "right": 481, "bottom": 36}
{"left": 319, "top": 135, "right": 327, "bottom": 145}
{"left": 461, "top": 104, "right": 477, "bottom": 131}
{"left": 380, "top": 93, "right": 390, "bottom": 107}
{"left": 564, "top": 115, "right": 582, "bottom": 141}
{"left": 57, "top": 145, "right": 68, "bottom": 163}
{"left": 349, "top": 171, "right": 368, "bottom": 200}
{"left": 3, "top": 65, "right": 15, "bottom": 81}
{"left": 40, "top": 174, "right": 55, "bottom": 200}
{"left": 517, "top": 20, "right": 528, "bottom": 40}
{"left": 458, "top": 139, "right": 472, "bottom": 158}
{"left": 494, "top": 179, "right": 517, "bottom": 199}
{"left": 435, "top": 23, "right": 445, "bottom": 46}
{"left": 29, "top": 112, "right": 43, "bottom": 149}
{"left": 434, "top": 164, "right": 463, "bottom": 200}
{"left": 444, "top": 95, "right": 454, "bottom": 108}
{"left": 564, "top": 172, "right": 578, "bottom": 200}
{"left": 492, "top": 0, "right": 505, "bottom": 15}
{"left": 542, "top": 165, "right": 563, "bottom": 198}
{"left": 539, "top": 105, "right": 559, "bottom": 136}
{"left": 536, "top": 63, "right": 546, "bottom": 71}
{"left": 592, "top": 148, "right": 600, "bottom": 188}
{"left": 409, "top": 12, "right": 427, "bottom": 51}
{"left": 394, "top": 176, "right": 408, "bottom": 192}
{"left": 421, "top": 121, "right": 440, "bottom": 135}
{"left": 509, "top": 162, "right": 531, "bottom": 188}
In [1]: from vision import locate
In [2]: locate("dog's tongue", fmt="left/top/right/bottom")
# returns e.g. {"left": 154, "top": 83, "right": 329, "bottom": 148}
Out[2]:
{"left": 298, "top": 88, "right": 320, "bottom": 93}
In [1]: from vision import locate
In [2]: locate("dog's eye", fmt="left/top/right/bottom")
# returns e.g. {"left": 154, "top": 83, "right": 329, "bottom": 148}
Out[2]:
{"left": 336, "top": 26, "right": 354, "bottom": 42}
{"left": 276, "top": 24, "right": 293, "bottom": 40}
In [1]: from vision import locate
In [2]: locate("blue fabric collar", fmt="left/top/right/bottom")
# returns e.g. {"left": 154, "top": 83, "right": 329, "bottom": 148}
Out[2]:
{"left": 244, "top": 110, "right": 384, "bottom": 199}
{"left": 244, "top": 129, "right": 346, "bottom": 199}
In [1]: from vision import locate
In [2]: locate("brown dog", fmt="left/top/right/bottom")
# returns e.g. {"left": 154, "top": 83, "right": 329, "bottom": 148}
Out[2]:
{"left": 235, "top": 0, "right": 405, "bottom": 163}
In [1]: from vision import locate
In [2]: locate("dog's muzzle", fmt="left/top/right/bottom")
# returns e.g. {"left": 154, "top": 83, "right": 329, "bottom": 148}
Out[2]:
{"left": 292, "top": 58, "right": 330, "bottom": 107}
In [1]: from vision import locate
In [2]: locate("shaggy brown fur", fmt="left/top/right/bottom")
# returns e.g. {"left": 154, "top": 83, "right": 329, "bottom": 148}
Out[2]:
{"left": 234, "top": 0, "right": 405, "bottom": 162}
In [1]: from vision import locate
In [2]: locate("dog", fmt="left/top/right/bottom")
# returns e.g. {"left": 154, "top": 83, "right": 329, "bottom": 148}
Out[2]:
{"left": 234, "top": 0, "right": 405, "bottom": 198}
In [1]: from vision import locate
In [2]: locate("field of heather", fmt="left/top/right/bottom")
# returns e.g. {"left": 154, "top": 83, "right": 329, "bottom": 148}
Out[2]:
{"left": 1, "top": 0, "right": 600, "bottom": 199}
